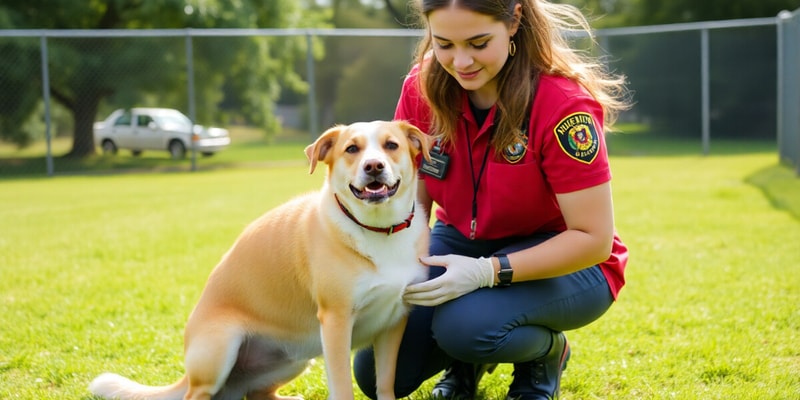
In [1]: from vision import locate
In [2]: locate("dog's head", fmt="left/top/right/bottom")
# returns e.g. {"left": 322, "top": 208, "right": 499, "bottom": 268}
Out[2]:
{"left": 305, "top": 120, "right": 431, "bottom": 215}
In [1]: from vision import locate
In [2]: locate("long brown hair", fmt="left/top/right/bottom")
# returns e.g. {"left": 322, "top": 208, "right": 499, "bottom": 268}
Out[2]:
{"left": 411, "top": 0, "right": 630, "bottom": 152}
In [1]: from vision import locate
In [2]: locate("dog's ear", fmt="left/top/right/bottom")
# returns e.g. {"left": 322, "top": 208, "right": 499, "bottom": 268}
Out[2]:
{"left": 304, "top": 125, "right": 343, "bottom": 174}
{"left": 398, "top": 121, "right": 432, "bottom": 163}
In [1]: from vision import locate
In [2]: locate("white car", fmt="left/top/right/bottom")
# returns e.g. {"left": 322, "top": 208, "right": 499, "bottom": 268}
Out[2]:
{"left": 94, "top": 108, "right": 231, "bottom": 159}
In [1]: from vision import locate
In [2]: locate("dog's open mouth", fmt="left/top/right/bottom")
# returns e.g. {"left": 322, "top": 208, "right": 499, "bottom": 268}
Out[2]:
{"left": 350, "top": 180, "right": 400, "bottom": 202}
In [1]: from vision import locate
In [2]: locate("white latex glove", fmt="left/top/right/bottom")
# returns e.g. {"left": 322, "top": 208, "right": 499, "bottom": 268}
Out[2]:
{"left": 403, "top": 255, "right": 495, "bottom": 306}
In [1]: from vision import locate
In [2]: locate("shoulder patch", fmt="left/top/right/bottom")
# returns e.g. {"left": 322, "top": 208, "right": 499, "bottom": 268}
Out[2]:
{"left": 553, "top": 112, "right": 600, "bottom": 164}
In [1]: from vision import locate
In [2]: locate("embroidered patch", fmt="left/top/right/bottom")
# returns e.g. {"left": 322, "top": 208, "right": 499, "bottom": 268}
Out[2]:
{"left": 502, "top": 128, "right": 528, "bottom": 164}
{"left": 554, "top": 112, "right": 599, "bottom": 164}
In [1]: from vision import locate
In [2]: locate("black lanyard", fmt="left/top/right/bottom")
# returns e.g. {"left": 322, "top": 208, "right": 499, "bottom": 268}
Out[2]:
{"left": 464, "top": 119, "right": 493, "bottom": 240}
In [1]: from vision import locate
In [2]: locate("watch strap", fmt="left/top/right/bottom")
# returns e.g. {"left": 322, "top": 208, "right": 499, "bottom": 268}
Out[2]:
{"left": 495, "top": 253, "right": 512, "bottom": 287}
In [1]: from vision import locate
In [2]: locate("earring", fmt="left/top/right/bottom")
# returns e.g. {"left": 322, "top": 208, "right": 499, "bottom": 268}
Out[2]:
{"left": 509, "top": 39, "right": 517, "bottom": 57}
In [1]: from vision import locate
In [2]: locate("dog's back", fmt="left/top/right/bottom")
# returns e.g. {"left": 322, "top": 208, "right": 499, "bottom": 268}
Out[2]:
{"left": 187, "top": 192, "right": 322, "bottom": 341}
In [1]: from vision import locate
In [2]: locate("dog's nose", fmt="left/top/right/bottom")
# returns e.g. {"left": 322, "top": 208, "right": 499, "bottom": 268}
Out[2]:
{"left": 363, "top": 159, "right": 385, "bottom": 176}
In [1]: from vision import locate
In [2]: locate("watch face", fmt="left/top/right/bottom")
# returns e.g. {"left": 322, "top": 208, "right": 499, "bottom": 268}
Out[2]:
{"left": 498, "top": 269, "right": 512, "bottom": 286}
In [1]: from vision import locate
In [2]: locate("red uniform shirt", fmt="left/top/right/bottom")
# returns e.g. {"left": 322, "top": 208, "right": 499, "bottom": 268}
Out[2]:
{"left": 395, "top": 66, "right": 627, "bottom": 298}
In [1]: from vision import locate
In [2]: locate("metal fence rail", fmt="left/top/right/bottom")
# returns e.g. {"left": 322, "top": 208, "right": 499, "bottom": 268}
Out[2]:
{"left": 0, "top": 11, "right": 798, "bottom": 176}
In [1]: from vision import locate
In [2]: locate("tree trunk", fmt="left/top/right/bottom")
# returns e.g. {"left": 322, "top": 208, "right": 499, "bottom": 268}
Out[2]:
{"left": 66, "top": 95, "right": 101, "bottom": 158}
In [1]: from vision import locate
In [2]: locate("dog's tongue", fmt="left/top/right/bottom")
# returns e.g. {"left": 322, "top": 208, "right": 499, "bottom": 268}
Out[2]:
{"left": 364, "top": 183, "right": 389, "bottom": 198}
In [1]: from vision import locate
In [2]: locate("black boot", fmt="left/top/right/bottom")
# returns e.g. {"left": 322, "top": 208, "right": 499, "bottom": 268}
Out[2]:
{"left": 431, "top": 361, "right": 497, "bottom": 400}
{"left": 506, "top": 332, "right": 570, "bottom": 400}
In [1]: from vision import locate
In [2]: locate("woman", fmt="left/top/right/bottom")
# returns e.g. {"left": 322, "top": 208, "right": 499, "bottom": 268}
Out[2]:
{"left": 354, "top": 0, "right": 630, "bottom": 399}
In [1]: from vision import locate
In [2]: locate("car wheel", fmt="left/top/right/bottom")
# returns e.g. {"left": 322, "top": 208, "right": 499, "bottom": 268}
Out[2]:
{"left": 168, "top": 140, "right": 186, "bottom": 159}
{"left": 101, "top": 140, "right": 118, "bottom": 155}
{"left": 131, "top": 150, "right": 142, "bottom": 157}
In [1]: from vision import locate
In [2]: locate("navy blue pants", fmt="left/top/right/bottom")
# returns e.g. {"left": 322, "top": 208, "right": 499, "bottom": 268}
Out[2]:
{"left": 353, "top": 221, "right": 614, "bottom": 399}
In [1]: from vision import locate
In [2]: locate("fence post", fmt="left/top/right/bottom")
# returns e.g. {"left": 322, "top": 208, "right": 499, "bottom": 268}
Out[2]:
{"left": 306, "top": 32, "right": 318, "bottom": 140}
{"left": 700, "top": 28, "right": 710, "bottom": 156}
{"left": 777, "top": 9, "right": 800, "bottom": 175}
{"left": 777, "top": 11, "right": 786, "bottom": 164}
{"left": 186, "top": 30, "right": 197, "bottom": 171}
{"left": 40, "top": 34, "right": 54, "bottom": 176}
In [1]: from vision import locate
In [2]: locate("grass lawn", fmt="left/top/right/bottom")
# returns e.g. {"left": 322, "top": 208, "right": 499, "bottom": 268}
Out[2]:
{"left": 0, "top": 132, "right": 799, "bottom": 399}
{"left": 0, "top": 125, "right": 313, "bottom": 177}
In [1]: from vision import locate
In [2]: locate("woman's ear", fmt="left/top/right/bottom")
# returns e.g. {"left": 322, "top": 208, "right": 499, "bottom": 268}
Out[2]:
{"left": 510, "top": 3, "right": 522, "bottom": 35}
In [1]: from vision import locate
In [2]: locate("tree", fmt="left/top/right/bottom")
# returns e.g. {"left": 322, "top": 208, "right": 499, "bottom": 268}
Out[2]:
{"left": 378, "top": 0, "right": 417, "bottom": 28}
{"left": 0, "top": 0, "right": 318, "bottom": 158}
{"left": 308, "top": 0, "right": 409, "bottom": 129}
{"left": 631, "top": 0, "right": 799, "bottom": 25}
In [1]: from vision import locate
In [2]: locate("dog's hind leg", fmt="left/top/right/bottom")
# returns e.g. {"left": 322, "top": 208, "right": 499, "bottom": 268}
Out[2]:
{"left": 245, "top": 362, "right": 308, "bottom": 400}
{"left": 247, "top": 388, "right": 302, "bottom": 400}
{"left": 234, "top": 337, "right": 310, "bottom": 400}
{"left": 182, "top": 325, "right": 245, "bottom": 400}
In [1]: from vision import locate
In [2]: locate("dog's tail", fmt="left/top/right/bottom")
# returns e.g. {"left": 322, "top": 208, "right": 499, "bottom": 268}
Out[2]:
{"left": 89, "top": 373, "right": 188, "bottom": 400}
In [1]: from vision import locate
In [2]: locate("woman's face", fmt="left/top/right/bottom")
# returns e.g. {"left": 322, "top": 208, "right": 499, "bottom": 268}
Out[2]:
{"left": 428, "top": 5, "right": 518, "bottom": 105}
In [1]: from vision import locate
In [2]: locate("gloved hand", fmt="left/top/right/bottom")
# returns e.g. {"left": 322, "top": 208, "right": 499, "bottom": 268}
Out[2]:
{"left": 403, "top": 254, "right": 495, "bottom": 306}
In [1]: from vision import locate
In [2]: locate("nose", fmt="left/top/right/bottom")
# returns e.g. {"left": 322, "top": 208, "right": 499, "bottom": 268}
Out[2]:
{"left": 453, "top": 48, "right": 473, "bottom": 70}
{"left": 363, "top": 159, "right": 385, "bottom": 177}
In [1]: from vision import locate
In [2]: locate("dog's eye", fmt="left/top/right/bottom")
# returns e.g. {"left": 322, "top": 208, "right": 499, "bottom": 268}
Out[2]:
{"left": 384, "top": 141, "right": 399, "bottom": 151}
{"left": 345, "top": 144, "right": 359, "bottom": 154}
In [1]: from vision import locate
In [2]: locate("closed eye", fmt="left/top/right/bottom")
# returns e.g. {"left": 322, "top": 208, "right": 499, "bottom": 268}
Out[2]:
{"left": 434, "top": 40, "right": 489, "bottom": 50}
{"left": 471, "top": 40, "right": 489, "bottom": 49}
{"left": 435, "top": 42, "right": 453, "bottom": 50}
{"left": 433, "top": 34, "right": 492, "bottom": 50}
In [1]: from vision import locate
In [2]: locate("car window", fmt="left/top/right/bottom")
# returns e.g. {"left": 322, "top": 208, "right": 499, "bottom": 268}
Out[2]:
{"left": 137, "top": 115, "right": 154, "bottom": 127}
{"left": 114, "top": 113, "right": 132, "bottom": 127}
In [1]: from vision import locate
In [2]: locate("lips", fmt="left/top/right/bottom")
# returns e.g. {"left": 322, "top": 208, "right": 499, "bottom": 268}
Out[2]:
{"left": 350, "top": 180, "right": 400, "bottom": 202}
{"left": 457, "top": 69, "right": 481, "bottom": 80}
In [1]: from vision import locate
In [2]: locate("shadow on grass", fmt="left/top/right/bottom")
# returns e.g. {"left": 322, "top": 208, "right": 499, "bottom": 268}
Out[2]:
{"left": 0, "top": 154, "right": 210, "bottom": 178}
{"left": 745, "top": 162, "right": 800, "bottom": 221}
{"left": 607, "top": 128, "right": 799, "bottom": 221}
{"left": 0, "top": 124, "right": 315, "bottom": 179}
{"left": 0, "top": 138, "right": 310, "bottom": 179}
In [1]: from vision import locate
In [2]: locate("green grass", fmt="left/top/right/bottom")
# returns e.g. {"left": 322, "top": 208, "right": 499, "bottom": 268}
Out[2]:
{"left": 0, "top": 125, "right": 313, "bottom": 177}
{"left": 1, "top": 133, "right": 799, "bottom": 399}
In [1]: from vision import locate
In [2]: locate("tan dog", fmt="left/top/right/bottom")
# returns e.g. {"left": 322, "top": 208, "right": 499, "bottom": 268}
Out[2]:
{"left": 89, "top": 120, "right": 431, "bottom": 400}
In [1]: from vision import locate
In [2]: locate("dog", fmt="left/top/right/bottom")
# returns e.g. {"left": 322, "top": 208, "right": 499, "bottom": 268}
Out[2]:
{"left": 89, "top": 120, "right": 431, "bottom": 400}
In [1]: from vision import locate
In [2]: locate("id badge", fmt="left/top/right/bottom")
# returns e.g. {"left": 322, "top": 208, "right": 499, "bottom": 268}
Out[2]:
{"left": 420, "top": 142, "right": 450, "bottom": 179}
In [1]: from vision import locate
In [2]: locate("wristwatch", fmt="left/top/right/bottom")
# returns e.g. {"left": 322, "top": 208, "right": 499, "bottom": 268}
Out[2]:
{"left": 495, "top": 253, "right": 513, "bottom": 287}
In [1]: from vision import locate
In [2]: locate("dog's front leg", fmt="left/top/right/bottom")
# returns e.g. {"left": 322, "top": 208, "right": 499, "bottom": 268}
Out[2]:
{"left": 372, "top": 315, "right": 408, "bottom": 400}
{"left": 319, "top": 307, "right": 356, "bottom": 400}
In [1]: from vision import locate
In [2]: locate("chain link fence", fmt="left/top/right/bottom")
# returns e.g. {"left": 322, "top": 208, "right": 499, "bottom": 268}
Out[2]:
{"left": 599, "top": 16, "right": 783, "bottom": 153}
{"left": 1, "top": 11, "right": 798, "bottom": 177}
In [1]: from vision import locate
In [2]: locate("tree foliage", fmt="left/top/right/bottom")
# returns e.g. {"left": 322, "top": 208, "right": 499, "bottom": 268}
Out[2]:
{"left": 305, "top": 0, "right": 412, "bottom": 129}
{"left": 595, "top": 0, "right": 797, "bottom": 138}
{"left": 559, "top": 0, "right": 800, "bottom": 26}
{"left": 3, "top": 0, "right": 797, "bottom": 156}
{"left": 630, "top": 0, "right": 799, "bottom": 25}
{"left": 0, "top": 0, "right": 320, "bottom": 157}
